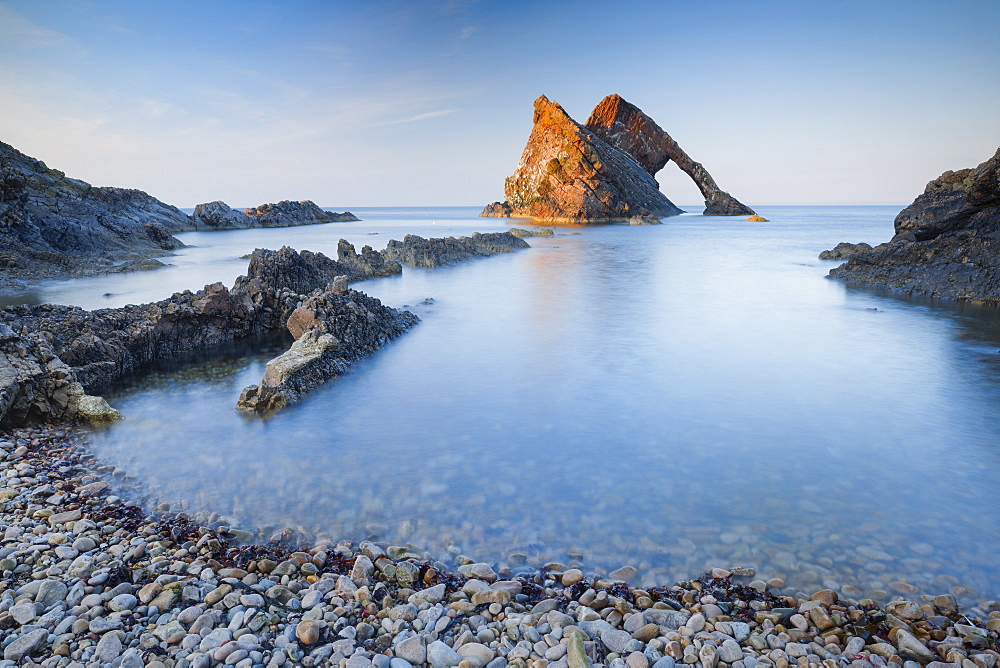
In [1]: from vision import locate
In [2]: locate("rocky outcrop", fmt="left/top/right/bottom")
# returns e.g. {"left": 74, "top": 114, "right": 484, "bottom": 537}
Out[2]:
{"left": 819, "top": 242, "right": 883, "bottom": 260}
{"left": 0, "top": 141, "right": 190, "bottom": 286}
{"left": 189, "top": 201, "right": 254, "bottom": 228}
{"left": 236, "top": 286, "right": 419, "bottom": 413}
{"left": 481, "top": 94, "right": 754, "bottom": 221}
{"left": 0, "top": 226, "right": 535, "bottom": 426}
{"left": 234, "top": 243, "right": 401, "bottom": 297}
{"left": 191, "top": 200, "right": 359, "bottom": 229}
{"left": 584, "top": 94, "right": 755, "bottom": 217}
{"left": 481, "top": 96, "right": 683, "bottom": 223}
{"left": 829, "top": 148, "right": 1000, "bottom": 303}
{"left": 382, "top": 232, "right": 530, "bottom": 268}
{"left": 506, "top": 227, "right": 554, "bottom": 238}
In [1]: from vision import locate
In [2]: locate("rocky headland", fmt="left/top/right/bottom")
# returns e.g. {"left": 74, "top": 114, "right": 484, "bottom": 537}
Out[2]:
{"left": 190, "top": 201, "right": 358, "bottom": 230}
{"left": 480, "top": 95, "right": 754, "bottom": 223}
{"left": 0, "top": 142, "right": 191, "bottom": 288}
{"left": 0, "top": 141, "right": 360, "bottom": 293}
{"left": 827, "top": 149, "right": 1000, "bottom": 302}
{"left": 0, "top": 425, "right": 998, "bottom": 667}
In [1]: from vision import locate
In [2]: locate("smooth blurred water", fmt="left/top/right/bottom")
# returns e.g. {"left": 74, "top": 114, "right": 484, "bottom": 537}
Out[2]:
{"left": 31, "top": 206, "right": 1000, "bottom": 601}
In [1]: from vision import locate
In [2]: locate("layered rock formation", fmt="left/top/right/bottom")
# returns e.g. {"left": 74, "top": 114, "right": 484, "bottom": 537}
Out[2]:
{"left": 0, "top": 140, "right": 362, "bottom": 291}
{"left": 584, "top": 95, "right": 755, "bottom": 217}
{"left": 0, "top": 141, "right": 190, "bottom": 285}
{"left": 0, "top": 244, "right": 417, "bottom": 427}
{"left": 382, "top": 232, "right": 530, "bottom": 268}
{"left": 236, "top": 285, "right": 418, "bottom": 413}
{"left": 191, "top": 200, "right": 358, "bottom": 229}
{"left": 829, "top": 148, "right": 1000, "bottom": 302}
{"left": 482, "top": 96, "right": 682, "bottom": 223}
{"left": 1, "top": 228, "right": 536, "bottom": 425}
{"left": 481, "top": 94, "right": 754, "bottom": 222}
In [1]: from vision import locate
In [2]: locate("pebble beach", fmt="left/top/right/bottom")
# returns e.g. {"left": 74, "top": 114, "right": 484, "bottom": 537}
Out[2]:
{"left": 2, "top": 425, "right": 998, "bottom": 668}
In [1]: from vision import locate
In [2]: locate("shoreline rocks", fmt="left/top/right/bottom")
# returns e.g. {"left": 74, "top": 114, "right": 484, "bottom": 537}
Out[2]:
{"left": 0, "top": 141, "right": 191, "bottom": 287}
{"left": 1, "top": 424, "right": 998, "bottom": 667}
{"left": 828, "top": 148, "right": 1000, "bottom": 302}
{"left": 191, "top": 200, "right": 359, "bottom": 229}
{"left": 0, "top": 140, "right": 362, "bottom": 293}
{"left": 1, "top": 230, "right": 532, "bottom": 425}
{"left": 0, "top": 242, "right": 413, "bottom": 428}
{"left": 383, "top": 232, "right": 530, "bottom": 268}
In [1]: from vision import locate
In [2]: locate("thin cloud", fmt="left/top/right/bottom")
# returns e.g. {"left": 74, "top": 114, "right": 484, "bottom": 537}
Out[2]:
{"left": 384, "top": 109, "right": 458, "bottom": 125}
{"left": 459, "top": 25, "right": 478, "bottom": 40}
{"left": 0, "top": 5, "right": 71, "bottom": 47}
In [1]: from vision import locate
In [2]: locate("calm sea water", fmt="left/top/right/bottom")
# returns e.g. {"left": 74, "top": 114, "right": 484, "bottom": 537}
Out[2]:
{"left": 24, "top": 206, "right": 1000, "bottom": 602}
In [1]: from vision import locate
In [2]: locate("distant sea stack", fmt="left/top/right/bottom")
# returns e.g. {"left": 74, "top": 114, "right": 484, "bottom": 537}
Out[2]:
{"left": 481, "top": 94, "right": 754, "bottom": 222}
{"left": 828, "top": 148, "right": 1000, "bottom": 303}
{"left": 191, "top": 200, "right": 359, "bottom": 229}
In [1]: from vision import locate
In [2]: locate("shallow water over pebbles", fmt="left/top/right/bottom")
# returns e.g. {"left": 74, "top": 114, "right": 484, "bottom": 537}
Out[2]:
{"left": 35, "top": 206, "right": 1000, "bottom": 603}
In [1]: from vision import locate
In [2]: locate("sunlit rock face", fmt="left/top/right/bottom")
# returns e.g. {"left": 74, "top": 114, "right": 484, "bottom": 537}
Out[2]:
{"left": 482, "top": 96, "right": 682, "bottom": 223}
{"left": 481, "top": 94, "right": 754, "bottom": 222}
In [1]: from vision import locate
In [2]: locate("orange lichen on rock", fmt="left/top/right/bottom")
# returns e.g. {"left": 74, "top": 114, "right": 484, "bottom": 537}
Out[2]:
{"left": 747, "top": 214, "right": 768, "bottom": 222}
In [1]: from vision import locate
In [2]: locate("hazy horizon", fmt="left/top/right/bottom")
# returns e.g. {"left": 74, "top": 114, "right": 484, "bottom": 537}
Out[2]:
{"left": 2, "top": 0, "right": 998, "bottom": 209}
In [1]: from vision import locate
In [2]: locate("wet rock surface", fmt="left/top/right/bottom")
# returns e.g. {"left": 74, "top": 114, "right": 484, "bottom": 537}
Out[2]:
{"left": 383, "top": 233, "right": 530, "bottom": 268}
{"left": 818, "top": 243, "right": 884, "bottom": 260}
{"left": 2, "top": 425, "right": 999, "bottom": 666}
{"left": 829, "top": 148, "right": 1000, "bottom": 302}
{"left": 236, "top": 287, "right": 418, "bottom": 414}
{"left": 0, "top": 243, "right": 415, "bottom": 427}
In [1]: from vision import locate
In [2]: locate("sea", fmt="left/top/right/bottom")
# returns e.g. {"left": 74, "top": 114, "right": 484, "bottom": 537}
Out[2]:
{"left": 12, "top": 206, "right": 1000, "bottom": 602}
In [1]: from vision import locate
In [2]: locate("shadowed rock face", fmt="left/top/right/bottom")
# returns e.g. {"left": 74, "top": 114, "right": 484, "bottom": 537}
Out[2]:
{"left": 382, "top": 232, "right": 530, "bottom": 268}
{"left": 0, "top": 141, "right": 190, "bottom": 284}
{"left": 481, "top": 94, "right": 753, "bottom": 221}
{"left": 584, "top": 94, "right": 755, "bottom": 217}
{"left": 485, "top": 96, "right": 683, "bottom": 223}
{"left": 829, "top": 148, "right": 1000, "bottom": 303}
{"left": 191, "top": 200, "right": 359, "bottom": 229}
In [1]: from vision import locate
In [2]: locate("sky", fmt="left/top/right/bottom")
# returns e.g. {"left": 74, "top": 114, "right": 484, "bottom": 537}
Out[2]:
{"left": 1, "top": 0, "right": 998, "bottom": 209}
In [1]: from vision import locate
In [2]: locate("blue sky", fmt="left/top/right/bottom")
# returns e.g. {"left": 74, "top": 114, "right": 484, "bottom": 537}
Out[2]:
{"left": 1, "top": 0, "right": 998, "bottom": 208}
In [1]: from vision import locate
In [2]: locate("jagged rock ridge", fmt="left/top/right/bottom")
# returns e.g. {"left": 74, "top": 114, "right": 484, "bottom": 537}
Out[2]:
{"left": 829, "top": 148, "right": 1000, "bottom": 303}
{"left": 1, "top": 230, "right": 534, "bottom": 425}
{"left": 481, "top": 94, "right": 753, "bottom": 222}
{"left": 0, "top": 141, "right": 191, "bottom": 282}
{"left": 191, "top": 200, "right": 359, "bottom": 229}
{"left": 0, "top": 140, "right": 362, "bottom": 291}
